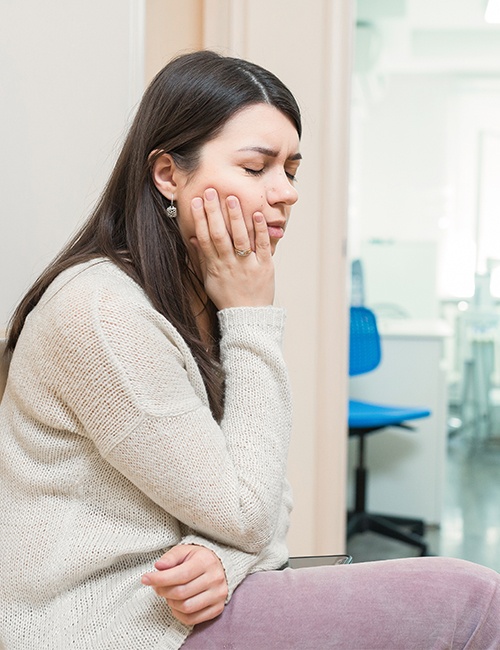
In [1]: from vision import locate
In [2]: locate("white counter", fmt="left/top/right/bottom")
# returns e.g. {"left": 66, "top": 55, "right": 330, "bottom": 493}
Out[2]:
{"left": 378, "top": 318, "right": 452, "bottom": 339}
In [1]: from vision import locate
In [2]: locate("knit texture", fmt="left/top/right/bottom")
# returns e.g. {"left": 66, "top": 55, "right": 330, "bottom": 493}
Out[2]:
{"left": 0, "top": 260, "right": 293, "bottom": 649}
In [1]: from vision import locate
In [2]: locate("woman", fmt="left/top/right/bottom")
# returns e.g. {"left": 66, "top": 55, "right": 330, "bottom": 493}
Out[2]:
{"left": 0, "top": 50, "right": 498, "bottom": 649}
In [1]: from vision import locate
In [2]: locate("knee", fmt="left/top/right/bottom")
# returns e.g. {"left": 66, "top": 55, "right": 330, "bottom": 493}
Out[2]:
{"left": 416, "top": 557, "right": 499, "bottom": 610}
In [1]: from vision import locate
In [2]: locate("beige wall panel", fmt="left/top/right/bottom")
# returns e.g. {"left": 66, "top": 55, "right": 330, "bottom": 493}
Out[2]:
{"left": 145, "top": 0, "right": 203, "bottom": 83}
{"left": 203, "top": 0, "right": 352, "bottom": 554}
{"left": 243, "top": 2, "right": 328, "bottom": 554}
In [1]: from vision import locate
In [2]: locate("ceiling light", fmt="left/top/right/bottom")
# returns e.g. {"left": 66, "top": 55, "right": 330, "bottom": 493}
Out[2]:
{"left": 485, "top": 0, "right": 500, "bottom": 23}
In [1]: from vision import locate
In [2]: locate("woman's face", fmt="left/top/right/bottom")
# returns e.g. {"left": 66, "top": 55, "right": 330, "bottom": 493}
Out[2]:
{"left": 172, "top": 103, "right": 301, "bottom": 257}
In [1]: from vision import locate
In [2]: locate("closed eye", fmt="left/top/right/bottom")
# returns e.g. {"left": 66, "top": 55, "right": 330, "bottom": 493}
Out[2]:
{"left": 244, "top": 167, "right": 265, "bottom": 176}
{"left": 244, "top": 165, "right": 298, "bottom": 182}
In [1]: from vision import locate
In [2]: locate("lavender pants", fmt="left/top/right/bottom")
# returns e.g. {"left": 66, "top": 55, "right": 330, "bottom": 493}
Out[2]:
{"left": 183, "top": 557, "right": 499, "bottom": 649}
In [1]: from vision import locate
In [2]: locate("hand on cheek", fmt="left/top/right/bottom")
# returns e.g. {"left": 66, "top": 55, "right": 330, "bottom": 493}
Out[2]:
{"left": 225, "top": 195, "right": 256, "bottom": 251}
{"left": 189, "top": 189, "right": 274, "bottom": 310}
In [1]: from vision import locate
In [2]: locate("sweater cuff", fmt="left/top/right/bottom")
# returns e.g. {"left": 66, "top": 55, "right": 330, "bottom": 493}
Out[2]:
{"left": 217, "top": 307, "right": 286, "bottom": 332}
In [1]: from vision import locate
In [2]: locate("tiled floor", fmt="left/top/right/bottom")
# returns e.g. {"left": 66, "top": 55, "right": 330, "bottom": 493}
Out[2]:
{"left": 347, "top": 434, "right": 500, "bottom": 573}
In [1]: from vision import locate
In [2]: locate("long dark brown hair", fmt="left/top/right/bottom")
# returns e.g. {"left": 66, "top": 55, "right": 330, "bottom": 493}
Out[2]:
{"left": 6, "top": 50, "right": 302, "bottom": 420}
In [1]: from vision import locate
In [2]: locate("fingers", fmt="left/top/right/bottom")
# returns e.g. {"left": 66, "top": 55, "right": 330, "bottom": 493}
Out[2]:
{"left": 191, "top": 195, "right": 217, "bottom": 262}
{"left": 192, "top": 189, "right": 233, "bottom": 259}
{"left": 189, "top": 189, "right": 274, "bottom": 308}
{"left": 253, "top": 211, "right": 272, "bottom": 261}
{"left": 169, "top": 600, "right": 225, "bottom": 627}
{"left": 141, "top": 544, "right": 229, "bottom": 626}
{"left": 148, "top": 563, "right": 214, "bottom": 599}
{"left": 161, "top": 570, "right": 227, "bottom": 616}
{"left": 191, "top": 189, "right": 256, "bottom": 259}
{"left": 142, "top": 549, "right": 203, "bottom": 591}
{"left": 227, "top": 195, "right": 254, "bottom": 253}
{"left": 153, "top": 543, "right": 192, "bottom": 570}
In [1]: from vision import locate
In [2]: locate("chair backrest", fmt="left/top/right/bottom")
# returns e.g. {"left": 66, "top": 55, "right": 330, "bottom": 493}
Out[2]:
{"left": 350, "top": 259, "right": 365, "bottom": 306}
{"left": 349, "top": 306, "right": 382, "bottom": 377}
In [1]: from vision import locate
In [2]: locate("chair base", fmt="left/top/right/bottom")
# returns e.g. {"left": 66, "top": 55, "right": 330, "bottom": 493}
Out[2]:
{"left": 347, "top": 511, "right": 429, "bottom": 556}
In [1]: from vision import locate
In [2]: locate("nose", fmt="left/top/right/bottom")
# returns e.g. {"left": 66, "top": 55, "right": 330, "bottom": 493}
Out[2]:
{"left": 267, "top": 172, "right": 299, "bottom": 207}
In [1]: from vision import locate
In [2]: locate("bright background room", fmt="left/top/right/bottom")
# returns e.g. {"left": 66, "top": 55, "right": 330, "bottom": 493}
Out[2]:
{"left": 347, "top": 0, "right": 500, "bottom": 570}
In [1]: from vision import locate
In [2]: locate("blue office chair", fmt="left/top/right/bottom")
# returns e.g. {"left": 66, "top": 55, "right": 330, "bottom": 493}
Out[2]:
{"left": 348, "top": 306, "right": 431, "bottom": 555}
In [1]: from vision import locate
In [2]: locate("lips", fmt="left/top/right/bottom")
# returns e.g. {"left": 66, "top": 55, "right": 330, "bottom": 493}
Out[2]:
{"left": 267, "top": 222, "right": 285, "bottom": 239}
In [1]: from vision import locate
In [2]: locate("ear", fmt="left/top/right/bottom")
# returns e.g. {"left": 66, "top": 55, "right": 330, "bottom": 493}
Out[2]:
{"left": 150, "top": 152, "right": 180, "bottom": 199}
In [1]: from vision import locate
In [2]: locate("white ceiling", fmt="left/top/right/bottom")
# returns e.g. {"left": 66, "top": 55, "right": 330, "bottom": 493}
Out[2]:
{"left": 355, "top": 0, "right": 500, "bottom": 74}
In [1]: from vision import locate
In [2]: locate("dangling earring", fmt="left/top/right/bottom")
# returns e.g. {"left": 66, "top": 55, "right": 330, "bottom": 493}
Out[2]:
{"left": 166, "top": 194, "right": 177, "bottom": 218}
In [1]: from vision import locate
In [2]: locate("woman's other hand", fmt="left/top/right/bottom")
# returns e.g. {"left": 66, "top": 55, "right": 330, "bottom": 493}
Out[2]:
{"left": 190, "top": 189, "right": 275, "bottom": 310}
{"left": 141, "top": 544, "right": 228, "bottom": 626}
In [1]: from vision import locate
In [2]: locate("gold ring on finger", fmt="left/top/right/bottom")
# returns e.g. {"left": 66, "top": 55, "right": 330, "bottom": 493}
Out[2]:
{"left": 234, "top": 247, "right": 252, "bottom": 257}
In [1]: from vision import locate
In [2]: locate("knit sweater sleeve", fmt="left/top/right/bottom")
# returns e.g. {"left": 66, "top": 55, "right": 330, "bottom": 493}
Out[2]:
{"left": 178, "top": 478, "right": 293, "bottom": 599}
{"left": 43, "top": 268, "right": 292, "bottom": 557}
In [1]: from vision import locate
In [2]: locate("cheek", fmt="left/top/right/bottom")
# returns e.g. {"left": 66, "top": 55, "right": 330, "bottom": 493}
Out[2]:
{"left": 212, "top": 185, "right": 260, "bottom": 227}
{"left": 238, "top": 193, "right": 266, "bottom": 216}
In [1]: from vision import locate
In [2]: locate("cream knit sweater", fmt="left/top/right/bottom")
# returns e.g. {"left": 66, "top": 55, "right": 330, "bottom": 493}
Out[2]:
{"left": 0, "top": 260, "right": 293, "bottom": 649}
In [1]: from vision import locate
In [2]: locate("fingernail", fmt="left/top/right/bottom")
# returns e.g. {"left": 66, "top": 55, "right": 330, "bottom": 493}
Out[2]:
{"left": 205, "top": 188, "right": 216, "bottom": 200}
{"left": 227, "top": 197, "right": 237, "bottom": 209}
{"left": 254, "top": 212, "right": 264, "bottom": 222}
{"left": 192, "top": 197, "right": 203, "bottom": 209}
{"left": 141, "top": 575, "right": 151, "bottom": 585}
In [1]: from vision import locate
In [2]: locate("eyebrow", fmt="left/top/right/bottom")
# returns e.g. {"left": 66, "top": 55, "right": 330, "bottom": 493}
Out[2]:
{"left": 237, "top": 146, "right": 302, "bottom": 161}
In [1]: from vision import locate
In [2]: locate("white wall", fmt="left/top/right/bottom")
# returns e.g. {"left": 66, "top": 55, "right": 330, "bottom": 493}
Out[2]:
{"left": 350, "top": 0, "right": 500, "bottom": 314}
{"left": 444, "top": 80, "right": 500, "bottom": 297}
{"left": 351, "top": 71, "right": 500, "bottom": 315}
{"left": 0, "top": 0, "right": 144, "bottom": 329}
{"left": 350, "top": 74, "right": 451, "bottom": 318}
{"left": 356, "top": 75, "right": 450, "bottom": 242}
